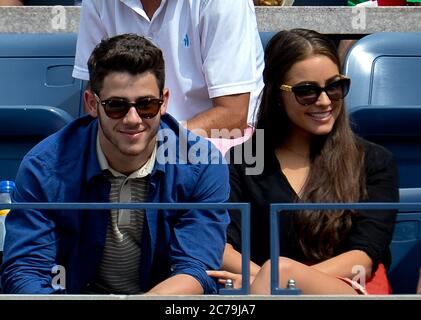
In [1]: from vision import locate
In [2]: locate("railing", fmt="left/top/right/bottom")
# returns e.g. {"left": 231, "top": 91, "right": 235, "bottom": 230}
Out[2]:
{"left": 0, "top": 202, "right": 251, "bottom": 295}
{"left": 270, "top": 202, "right": 421, "bottom": 295}
{"left": 2, "top": 201, "right": 421, "bottom": 295}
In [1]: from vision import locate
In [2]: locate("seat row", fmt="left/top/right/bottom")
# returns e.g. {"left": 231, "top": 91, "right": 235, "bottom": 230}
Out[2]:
{"left": 1, "top": 32, "right": 421, "bottom": 186}
{"left": 0, "top": 31, "right": 420, "bottom": 293}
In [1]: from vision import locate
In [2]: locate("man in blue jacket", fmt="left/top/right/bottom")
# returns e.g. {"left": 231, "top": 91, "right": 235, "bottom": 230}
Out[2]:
{"left": 1, "top": 34, "right": 230, "bottom": 294}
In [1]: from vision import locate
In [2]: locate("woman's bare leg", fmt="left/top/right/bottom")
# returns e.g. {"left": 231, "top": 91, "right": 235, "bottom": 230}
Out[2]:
{"left": 250, "top": 257, "right": 359, "bottom": 295}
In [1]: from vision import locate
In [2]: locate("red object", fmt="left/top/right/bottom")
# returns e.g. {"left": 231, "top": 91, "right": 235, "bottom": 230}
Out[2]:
{"left": 337, "top": 263, "right": 392, "bottom": 294}
{"left": 365, "top": 263, "right": 393, "bottom": 294}
{"left": 377, "top": 0, "right": 407, "bottom": 5}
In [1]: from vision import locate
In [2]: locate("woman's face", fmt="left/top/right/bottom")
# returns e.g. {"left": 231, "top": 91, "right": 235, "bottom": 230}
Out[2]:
{"left": 280, "top": 55, "right": 343, "bottom": 139}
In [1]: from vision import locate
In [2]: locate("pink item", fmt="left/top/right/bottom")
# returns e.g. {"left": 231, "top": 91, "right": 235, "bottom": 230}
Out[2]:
{"left": 207, "top": 126, "right": 254, "bottom": 156}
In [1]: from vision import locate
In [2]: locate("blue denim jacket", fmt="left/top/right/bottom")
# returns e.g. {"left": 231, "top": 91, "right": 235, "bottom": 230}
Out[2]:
{"left": 1, "top": 114, "right": 229, "bottom": 294}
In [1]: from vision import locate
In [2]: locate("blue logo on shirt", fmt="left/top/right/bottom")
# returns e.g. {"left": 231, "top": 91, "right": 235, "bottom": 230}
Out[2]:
{"left": 183, "top": 34, "right": 190, "bottom": 48}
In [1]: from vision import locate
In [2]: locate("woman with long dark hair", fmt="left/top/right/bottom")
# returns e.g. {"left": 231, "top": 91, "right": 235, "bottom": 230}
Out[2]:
{"left": 208, "top": 29, "right": 399, "bottom": 294}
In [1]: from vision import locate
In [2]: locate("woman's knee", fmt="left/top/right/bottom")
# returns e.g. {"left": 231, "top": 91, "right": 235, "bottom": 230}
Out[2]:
{"left": 251, "top": 257, "right": 297, "bottom": 293}
{"left": 259, "top": 257, "right": 296, "bottom": 279}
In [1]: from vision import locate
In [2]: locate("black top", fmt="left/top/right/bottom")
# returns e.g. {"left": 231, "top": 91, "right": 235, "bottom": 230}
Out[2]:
{"left": 227, "top": 137, "right": 399, "bottom": 271}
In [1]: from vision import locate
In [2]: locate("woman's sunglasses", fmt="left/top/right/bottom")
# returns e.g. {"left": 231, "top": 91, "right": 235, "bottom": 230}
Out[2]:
{"left": 280, "top": 75, "right": 351, "bottom": 106}
{"left": 94, "top": 93, "right": 163, "bottom": 119}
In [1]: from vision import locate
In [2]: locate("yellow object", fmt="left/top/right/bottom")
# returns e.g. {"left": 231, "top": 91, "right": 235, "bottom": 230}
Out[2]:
{"left": 0, "top": 209, "right": 9, "bottom": 216}
{"left": 257, "top": 0, "right": 295, "bottom": 5}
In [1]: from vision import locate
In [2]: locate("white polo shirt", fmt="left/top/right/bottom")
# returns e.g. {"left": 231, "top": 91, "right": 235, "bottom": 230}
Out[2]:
{"left": 73, "top": 0, "right": 264, "bottom": 125}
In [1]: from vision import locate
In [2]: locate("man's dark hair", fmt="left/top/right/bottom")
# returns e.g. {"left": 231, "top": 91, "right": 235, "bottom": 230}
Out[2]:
{"left": 87, "top": 33, "right": 165, "bottom": 95}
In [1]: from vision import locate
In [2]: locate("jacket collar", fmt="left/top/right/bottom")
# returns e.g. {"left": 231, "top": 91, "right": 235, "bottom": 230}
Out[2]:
{"left": 85, "top": 113, "right": 186, "bottom": 182}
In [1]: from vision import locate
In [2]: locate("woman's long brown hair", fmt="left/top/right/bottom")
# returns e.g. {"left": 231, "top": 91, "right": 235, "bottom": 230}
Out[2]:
{"left": 256, "top": 29, "right": 367, "bottom": 261}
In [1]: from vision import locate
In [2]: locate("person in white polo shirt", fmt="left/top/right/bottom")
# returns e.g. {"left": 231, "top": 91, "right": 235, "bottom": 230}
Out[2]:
{"left": 73, "top": 0, "right": 264, "bottom": 154}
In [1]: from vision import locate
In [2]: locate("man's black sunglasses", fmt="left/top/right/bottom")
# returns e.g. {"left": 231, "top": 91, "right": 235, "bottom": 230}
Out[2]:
{"left": 94, "top": 93, "right": 163, "bottom": 119}
{"left": 280, "top": 75, "right": 351, "bottom": 106}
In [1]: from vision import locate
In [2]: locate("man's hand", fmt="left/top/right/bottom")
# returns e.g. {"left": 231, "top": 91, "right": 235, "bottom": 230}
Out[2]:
{"left": 206, "top": 270, "right": 255, "bottom": 289}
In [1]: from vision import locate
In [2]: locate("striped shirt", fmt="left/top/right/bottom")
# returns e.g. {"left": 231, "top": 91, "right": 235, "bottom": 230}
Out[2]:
{"left": 89, "top": 134, "right": 156, "bottom": 294}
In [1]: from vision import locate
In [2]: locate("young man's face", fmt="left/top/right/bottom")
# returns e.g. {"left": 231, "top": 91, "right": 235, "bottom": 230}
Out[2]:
{"left": 88, "top": 71, "right": 168, "bottom": 173}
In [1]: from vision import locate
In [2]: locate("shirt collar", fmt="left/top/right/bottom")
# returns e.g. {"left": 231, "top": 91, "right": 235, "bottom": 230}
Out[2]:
{"left": 89, "top": 113, "right": 195, "bottom": 180}
{"left": 96, "top": 132, "right": 157, "bottom": 179}
{"left": 120, "top": 0, "right": 167, "bottom": 21}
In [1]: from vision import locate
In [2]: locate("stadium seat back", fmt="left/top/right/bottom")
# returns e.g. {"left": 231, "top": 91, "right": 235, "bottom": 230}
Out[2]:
{"left": 389, "top": 188, "right": 421, "bottom": 294}
{"left": 0, "top": 33, "right": 83, "bottom": 118}
{"left": 259, "top": 32, "right": 276, "bottom": 50}
{"left": 344, "top": 32, "right": 421, "bottom": 110}
{"left": 344, "top": 32, "right": 421, "bottom": 188}
{"left": 0, "top": 106, "right": 74, "bottom": 181}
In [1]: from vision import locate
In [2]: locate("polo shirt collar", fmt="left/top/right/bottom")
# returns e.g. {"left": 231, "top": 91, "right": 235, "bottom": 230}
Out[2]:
{"left": 86, "top": 113, "right": 186, "bottom": 180}
{"left": 96, "top": 132, "right": 157, "bottom": 179}
{"left": 120, "top": 0, "right": 167, "bottom": 21}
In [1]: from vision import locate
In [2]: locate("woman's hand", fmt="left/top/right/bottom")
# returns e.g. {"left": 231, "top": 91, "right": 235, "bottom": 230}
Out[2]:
{"left": 206, "top": 270, "right": 255, "bottom": 289}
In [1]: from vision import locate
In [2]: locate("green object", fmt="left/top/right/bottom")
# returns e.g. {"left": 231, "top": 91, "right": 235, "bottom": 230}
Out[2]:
{"left": 348, "top": 0, "right": 366, "bottom": 5}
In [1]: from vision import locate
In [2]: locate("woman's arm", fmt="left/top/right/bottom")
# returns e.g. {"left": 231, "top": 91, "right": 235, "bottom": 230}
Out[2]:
{"left": 312, "top": 249, "right": 373, "bottom": 278}
{"left": 222, "top": 243, "right": 261, "bottom": 276}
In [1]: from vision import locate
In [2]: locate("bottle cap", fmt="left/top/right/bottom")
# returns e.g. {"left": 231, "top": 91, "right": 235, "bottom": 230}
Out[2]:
{"left": 0, "top": 180, "right": 15, "bottom": 193}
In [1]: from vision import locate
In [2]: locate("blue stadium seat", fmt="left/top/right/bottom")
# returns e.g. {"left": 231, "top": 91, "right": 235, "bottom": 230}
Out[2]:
{"left": 350, "top": 104, "right": 421, "bottom": 188}
{"left": 259, "top": 32, "right": 276, "bottom": 50}
{"left": 0, "top": 106, "right": 74, "bottom": 181}
{"left": 389, "top": 188, "right": 421, "bottom": 294}
{"left": 343, "top": 32, "right": 421, "bottom": 188}
{"left": 0, "top": 33, "right": 83, "bottom": 118}
{"left": 344, "top": 32, "right": 421, "bottom": 110}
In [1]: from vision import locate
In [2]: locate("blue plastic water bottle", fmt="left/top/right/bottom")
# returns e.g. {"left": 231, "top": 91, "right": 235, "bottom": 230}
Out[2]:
{"left": 0, "top": 180, "right": 15, "bottom": 252}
